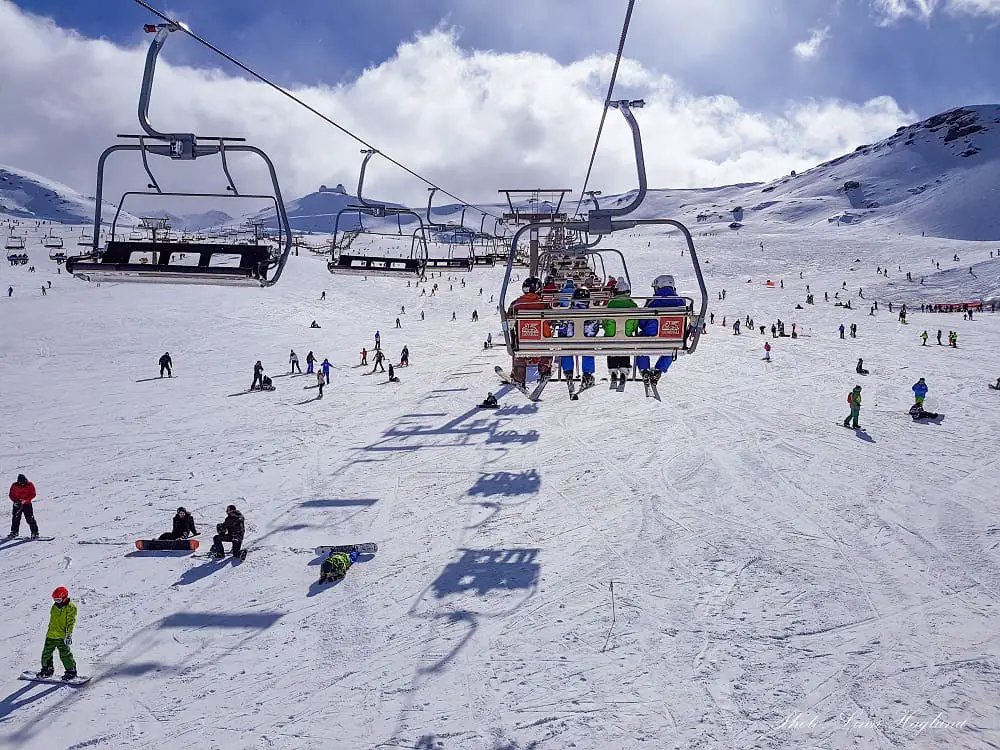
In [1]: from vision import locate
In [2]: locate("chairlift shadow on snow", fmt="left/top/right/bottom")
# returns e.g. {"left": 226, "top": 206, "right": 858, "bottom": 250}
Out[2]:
{"left": 299, "top": 498, "right": 378, "bottom": 509}
{"left": 173, "top": 557, "right": 232, "bottom": 586}
{"left": 0, "top": 683, "right": 62, "bottom": 723}
{"left": 467, "top": 470, "right": 541, "bottom": 498}
{"left": 494, "top": 403, "right": 538, "bottom": 416}
{"left": 431, "top": 548, "right": 541, "bottom": 600}
{"left": 159, "top": 612, "right": 284, "bottom": 630}
{"left": 485, "top": 429, "right": 539, "bottom": 445}
{"left": 100, "top": 661, "right": 176, "bottom": 679}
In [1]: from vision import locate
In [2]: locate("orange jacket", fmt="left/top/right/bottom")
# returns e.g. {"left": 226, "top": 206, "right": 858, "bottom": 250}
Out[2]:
{"left": 9, "top": 481, "right": 36, "bottom": 504}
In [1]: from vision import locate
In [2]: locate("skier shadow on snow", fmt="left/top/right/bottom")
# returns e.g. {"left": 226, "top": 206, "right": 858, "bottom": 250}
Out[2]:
{"left": 0, "top": 683, "right": 62, "bottom": 723}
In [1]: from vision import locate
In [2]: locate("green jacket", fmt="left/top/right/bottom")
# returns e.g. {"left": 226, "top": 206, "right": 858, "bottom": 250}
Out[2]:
{"left": 848, "top": 391, "right": 861, "bottom": 409}
{"left": 47, "top": 601, "right": 77, "bottom": 639}
{"left": 602, "top": 295, "right": 639, "bottom": 337}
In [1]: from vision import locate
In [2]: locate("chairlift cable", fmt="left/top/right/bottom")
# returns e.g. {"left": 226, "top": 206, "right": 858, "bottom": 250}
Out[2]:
{"left": 133, "top": 0, "right": 501, "bottom": 220}
{"left": 573, "top": 0, "right": 637, "bottom": 217}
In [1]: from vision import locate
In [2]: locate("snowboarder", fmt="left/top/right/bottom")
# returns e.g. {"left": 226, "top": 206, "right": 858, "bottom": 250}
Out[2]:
{"left": 936, "top": 330, "right": 942, "bottom": 345}
{"left": 158, "top": 507, "right": 198, "bottom": 540}
{"left": 909, "top": 403, "right": 939, "bottom": 421}
{"left": 843, "top": 385, "right": 862, "bottom": 429}
{"left": 209, "top": 505, "right": 245, "bottom": 559}
{"left": 309, "top": 320, "right": 321, "bottom": 329}
{"left": 7, "top": 473, "right": 39, "bottom": 539}
{"left": 400, "top": 346, "right": 409, "bottom": 366}
{"left": 320, "top": 291, "right": 326, "bottom": 301}
{"left": 306, "top": 351, "right": 316, "bottom": 374}
{"left": 289, "top": 350, "right": 301, "bottom": 374}
{"left": 603, "top": 277, "right": 638, "bottom": 383}
{"left": 856, "top": 358, "right": 869, "bottom": 375}
{"left": 472, "top": 310, "right": 479, "bottom": 322}
{"left": 159, "top": 352, "right": 172, "bottom": 378}
{"left": 360, "top": 348, "right": 367, "bottom": 366}
{"left": 388, "top": 364, "right": 399, "bottom": 383}
{"left": 41, "top": 285, "right": 46, "bottom": 296}
{"left": 38, "top": 587, "right": 77, "bottom": 680}
{"left": 318, "top": 549, "right": 358, "bottom": 583}
{"left": 920, "top": 331, "right": 928, "bottom": 346}
{"left": 371, "top": 349, "right": 386, "bottom": 373}
{"left": 250, "top": 360, "right": 264, "bottom": 391}
{"left": 839, "top": 324, "right": 845, "bottom": 339}
{"left": 850, "top": 323, "right": 857, "bottom": 338}
{"left": 321, "top": 358, "right": 331, "bottom": 385}
{"left": 479, "top": 392, "right": 499, "bottom": 408}
{"left": 316, "top": 369, "right": 325, "bottom": 398}
{"left": 763, "top": 341, "right": 771, "bottom": 361}
{"left": 912, "top": 377, "right": 928, "bottom": 406}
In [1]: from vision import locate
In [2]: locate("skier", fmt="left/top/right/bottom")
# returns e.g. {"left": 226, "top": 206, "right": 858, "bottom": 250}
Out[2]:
{"left": 321, "top": 358, "right": 331, "bottom": 385}
{"left": 912, "top": 377, "right": 928, "bottom": 406}
{"left": 420, "top": 311, "right": 425, "bottom": 321}
{"left": 320, "top": 291, "right": 326, "bottom": 301}
{"left": 37, "top": 587, "right": 77, "bottom": 680}
{"left": 318, "top": 549, "right": 358, "bottom": 584}
{"left": 936, "top": 329, "right": 942, "bottom": 345}
{"left": 289, "top": 350, "right": 301, "bottom": 374}
{"left": 400, "top": 346, "right": 409, "bottom": 366}
{"left": 472, "top": 310, "right": 479, "bottom": 322}
{"left": 850, "top": 323, "right": 857, "bottom": 338}
{"left": 316, "top": 369, "right": 325, "bottom": 398}
{"left": 733, "top": 319, "right": 741, "bottom": 335}
{"left": 7, "top": 286, "right": 11, "bottom": 297}
{"left": 158, "top": 507, "right": 198, "bottom": 540}
{"left": 250, "top": 360, "right": 264, "bottom": 391}
{"left": 602, "top": 277, "right": 638, "bottom": 384}
{"left": 374, "top": 331, "right": 381, "bottom": 350}
{"left": 395, "top": 317, "right": 401, "bottom": 329}
{"left": 7, "top": 473, "right": 39, "bottom": 539}
{"left": 920, "top": 331, "right": 928, "bottom": 346}
{"left": 306, "top": 351, "right": 316, "bottom": 374}
{"left": 158, "top": 352, "right": 172, "bottom": 378}
{"left": 839, "top": 324, "right": 845, "bottom": 339}
{"left": 763, "top": 341, "right": 771, "bottom": 361}
{"left": 371, "top": 349, "right": 386, "bottom": 373}
{"left": 635, "top": 275, "right": 686, "bottom": 385}
{"left": 507, "top": 277, "right": 553, "bottom": 389}
{"left": 856, "top": 358, "right": 869, "bottom": 375}
{"left": 360, "top": 348, "right": 367, "bottom": 366}
{"left": 209, "top": 505, "right": 245, "bottom": 559}
{"left": 843, "top": 385, "right": 863, "bottom": 429}
{"left": 559, "top": 288, "right": 598, "bottom": 392}
{"left": 451, "top": 312, "right": 457, "bottom": 321}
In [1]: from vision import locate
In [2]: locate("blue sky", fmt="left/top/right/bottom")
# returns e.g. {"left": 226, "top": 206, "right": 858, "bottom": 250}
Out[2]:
{"left": 2, "top": 0, "right": 999, "bottom": 203}
{"left": 15, "top": 0, "right": 1000, "bottom": 117}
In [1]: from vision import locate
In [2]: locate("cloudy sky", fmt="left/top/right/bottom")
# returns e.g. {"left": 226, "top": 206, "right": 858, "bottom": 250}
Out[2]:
{"left": 2, "top": 0, "right": 999, "bottom": 208}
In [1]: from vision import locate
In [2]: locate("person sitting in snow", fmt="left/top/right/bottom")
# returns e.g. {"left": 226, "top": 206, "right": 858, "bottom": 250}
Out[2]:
{"left": 319, "top": 549, "right": 358, "bottom": 584}
{"left": 209, "top": 505, "right": 245, "bottom": 559}
{"left": 158, "top": 507, "right": 198, "bottom": 540}
{"left": 479, "top": 392, "right": 499, "bottom": 409}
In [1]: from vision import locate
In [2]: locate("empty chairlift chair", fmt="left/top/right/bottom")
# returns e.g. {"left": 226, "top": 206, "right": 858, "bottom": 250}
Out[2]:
{"left": 65, "top": 22, "right": 292, "bottom": 287}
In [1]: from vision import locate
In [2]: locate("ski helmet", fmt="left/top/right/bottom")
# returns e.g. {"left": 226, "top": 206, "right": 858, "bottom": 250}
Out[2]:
{"left": 572, "top": 287, "right": 591, "bottom": 300}
{"left": 615, "top": 277, "right": 631, "bottom": 294}
{"left": 652, "top": 274, "right": 676, "bottom": 291}
{"left": 522, "top": 277, "right": 542, "bottom": 294}
{"left": 52, "top": 587, "right": 68, "bottom": 601}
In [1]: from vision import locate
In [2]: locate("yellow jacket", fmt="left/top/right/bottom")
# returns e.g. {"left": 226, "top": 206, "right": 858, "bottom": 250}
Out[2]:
{"left": 46, "top": 601, "right": 77, "bottom": 639}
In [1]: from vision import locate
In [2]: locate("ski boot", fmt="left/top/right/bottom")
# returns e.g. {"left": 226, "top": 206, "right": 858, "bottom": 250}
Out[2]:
{"left": 610, "top": 372, "right": 618, "bottom": 386}
{"left": 650, "top": 370, "right": 662, "bottom": 386}
{"left": 62, "top": 669, "right": 78, "bottom": 682}
{"left": 582, "top": 373, "right": 595, "bottom": 389}
{"left": 3, "top": 533, "right": 16, "bottom": 541}
{"left": 37, "top": 665, "right": 54, "bottom": 678}
{"left": 30, "top": 533, "right": 40, "bottom": 540}
{"left": 208, "top": 547, "right": 225, "bottom": 560}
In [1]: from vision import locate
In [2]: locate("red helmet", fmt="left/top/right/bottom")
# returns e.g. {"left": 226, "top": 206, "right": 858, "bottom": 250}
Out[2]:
{"left": 52, "top": 586, "right": 68, "bottom": 600}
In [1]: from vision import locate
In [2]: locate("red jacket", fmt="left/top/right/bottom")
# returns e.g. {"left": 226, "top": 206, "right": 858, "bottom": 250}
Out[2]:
{"left": 10, "top": 481, "right": 36, "bottom": 504}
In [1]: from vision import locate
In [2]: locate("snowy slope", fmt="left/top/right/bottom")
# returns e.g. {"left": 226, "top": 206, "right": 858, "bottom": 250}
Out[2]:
{"left": 1, "top": 213, "right": 999, "bottom": 749}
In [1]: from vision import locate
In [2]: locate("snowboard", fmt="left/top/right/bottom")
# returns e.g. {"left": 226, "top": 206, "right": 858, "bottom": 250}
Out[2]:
{"left": 315, "top": 543, "right": 378, "bottom": 556}
{"left": 2, "top": 536, "right": 55, "bottom": 543}
{"left": 477, "top": 403, "right": 499, "bottom": 409}
{"left": 20, "top": 671, "right": 90, "bottom": 687}
{"left": 135, "top": 539, "right": 199, "bottom": 552}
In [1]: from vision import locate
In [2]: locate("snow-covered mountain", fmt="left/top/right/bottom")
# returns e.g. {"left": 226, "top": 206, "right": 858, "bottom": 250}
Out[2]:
{"left": 6, "top": 105, "right": 1000, "bottom": 241}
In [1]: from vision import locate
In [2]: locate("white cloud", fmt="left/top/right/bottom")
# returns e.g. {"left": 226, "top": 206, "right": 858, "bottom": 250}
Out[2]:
{"left": 793, "top": 26, "right": 831, "bottom": 59}
{"left": 0, "top": 1, "right": 916, "bottom": 211}
{"left": 872, "top": 0, "right": 1000, "bottom": 21}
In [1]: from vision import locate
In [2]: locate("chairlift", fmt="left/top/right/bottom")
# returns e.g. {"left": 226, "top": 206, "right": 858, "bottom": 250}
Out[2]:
{"left": 43, "top": 232, "right": 64, "bottom": 250}
{"left": 328, "top": 149, "right": 428, "bottom": 277}
{"left": 4, "top": 234, "right": 26, "bottom": 251}
{"left": 498, "top": 100, "right": 708, "bottom": 360}
{"left": 66, "top": 23, "right": 292, "bottom": 287}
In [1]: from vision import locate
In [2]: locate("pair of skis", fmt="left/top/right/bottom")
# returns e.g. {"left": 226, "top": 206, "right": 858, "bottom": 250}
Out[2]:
{"left": 642, "top": 371, "right": 662, "bottom": 401}
{"left": 565, "top": 374, "right": 596, "bottom": 401}
{"left": 495, "top": 366, "right": 550, "bottom": 402}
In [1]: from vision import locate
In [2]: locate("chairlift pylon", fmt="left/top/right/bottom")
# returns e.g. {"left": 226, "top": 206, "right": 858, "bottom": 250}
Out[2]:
{"left": 65, "top": 22, "right": 292, "bottom": 286}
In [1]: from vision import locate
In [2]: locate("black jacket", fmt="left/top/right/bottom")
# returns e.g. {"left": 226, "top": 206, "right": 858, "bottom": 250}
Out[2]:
{"left": 159, "top": 354, "right": 171, "bottom": 367}
{"left": 171, "top": 512, "right": 197, "bottom": 537}
{"left": 217, "top": 510, "right": 245, "bottom": 538}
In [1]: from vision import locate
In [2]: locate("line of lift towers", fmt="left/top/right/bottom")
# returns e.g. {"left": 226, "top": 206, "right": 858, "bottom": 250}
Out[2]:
{"left": 65, "top": 21, "right": 706, "bottom": 369}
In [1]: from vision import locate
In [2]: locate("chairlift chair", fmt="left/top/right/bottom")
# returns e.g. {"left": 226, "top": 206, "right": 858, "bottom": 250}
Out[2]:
{"left": 5, "top": 235, "right": 25, "bottom": 251}
{"left": 498, "top": 100, "right": 708, "bottom": 362}
{"left": 66, "top": 23, "right": 292, "bottom": 287}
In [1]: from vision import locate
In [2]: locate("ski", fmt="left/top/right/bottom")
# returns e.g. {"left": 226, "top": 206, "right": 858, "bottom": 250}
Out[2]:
{"left": 566, "top": 376, "right": 578, "bottom": 401}
{"left": 19, "top": 671, "right": 90, "bottom": 687}
{"left": 494, "top": 366, "right": 531, "bottom": 400}
{"left": 616, "top": 374, "right": 627, "bottom": 392}
{"left": 318, "top": 545, "right": 374, "bottom": 557}
{"left": 642, "top": 371, "right": 651, "bottom": 398}
{"left": 609, "top": 375, "right": 618, "bottom": 390}
{"left": 528, "top": 375, "right": 551, "bottom": 401}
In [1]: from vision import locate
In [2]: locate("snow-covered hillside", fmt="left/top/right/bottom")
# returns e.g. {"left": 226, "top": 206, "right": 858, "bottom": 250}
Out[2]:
{"left": 1, "top": 213, "right": 998, "bottom": 749}
{"left": 0, "top": 165, "right": 103, "bottom": 226}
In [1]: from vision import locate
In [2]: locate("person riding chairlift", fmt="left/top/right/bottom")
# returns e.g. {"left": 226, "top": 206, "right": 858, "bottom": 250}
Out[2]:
{"left": 635, "top": 274, "right": 686, "bottom": 384}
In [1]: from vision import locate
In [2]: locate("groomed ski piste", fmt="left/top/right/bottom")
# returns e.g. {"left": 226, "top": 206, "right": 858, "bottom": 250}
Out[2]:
{"left": 2, "top": 206, "right": 999, "bottom": 749}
